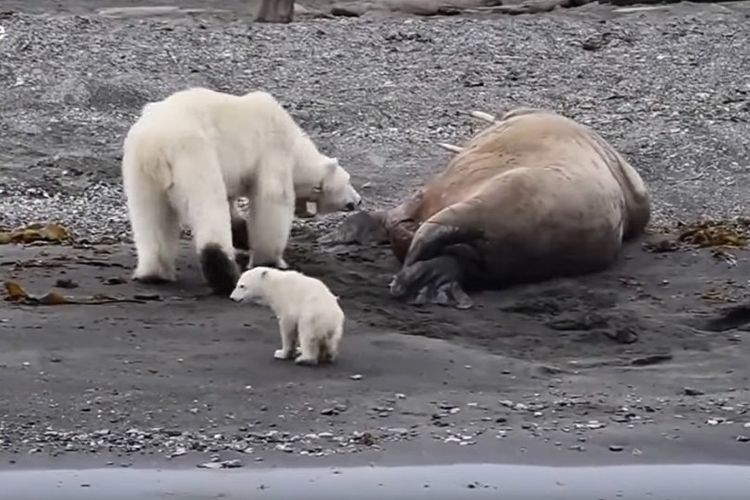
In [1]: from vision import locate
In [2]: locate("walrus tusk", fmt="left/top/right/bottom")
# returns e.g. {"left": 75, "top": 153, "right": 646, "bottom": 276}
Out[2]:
{"left": 469, "top": 110, "right": 497, "bottom": 123}
{"left": 437, "top": 142, "right": 464, "bottom": 153}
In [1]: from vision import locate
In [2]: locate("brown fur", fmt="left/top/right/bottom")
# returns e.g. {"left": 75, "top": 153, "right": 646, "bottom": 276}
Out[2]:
{"left": 362, "top": 108, "right": 651, "bottom": 307}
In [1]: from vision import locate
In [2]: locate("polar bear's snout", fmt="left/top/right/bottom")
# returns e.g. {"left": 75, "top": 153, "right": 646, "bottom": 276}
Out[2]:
{"left": 344, "top": 191, "right": 363, "bottom": 212}
{"left": 229, "top": 284, "right": 247, "bottom": 302}
{"left": 315, "top": 160, "right": 364, "bottom": 214}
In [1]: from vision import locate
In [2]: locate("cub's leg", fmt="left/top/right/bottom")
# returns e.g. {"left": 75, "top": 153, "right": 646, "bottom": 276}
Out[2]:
{"left": 295, "top": 321, "right": 322, "bottom": 366}
{"left": 274, "top": 316, "right": 297, "bottom": 360}
{"left": 321, "top": 323, "right": 344, "bottom": 363}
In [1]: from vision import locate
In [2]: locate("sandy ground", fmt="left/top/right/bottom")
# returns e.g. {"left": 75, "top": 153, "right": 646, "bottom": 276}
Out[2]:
{"left": 2, "top": 223, "right": 750, "bottom": 469}
{"left": 0, "top": 0, "right": 749, "bottom": 470}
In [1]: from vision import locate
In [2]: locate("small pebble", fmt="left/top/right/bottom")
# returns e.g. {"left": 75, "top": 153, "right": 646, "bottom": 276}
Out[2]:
{"left": 197, "top": 459, "right": 243, "bottom": 469}
{"left": 683, "top": 387, "right": 705, "bottom": 396}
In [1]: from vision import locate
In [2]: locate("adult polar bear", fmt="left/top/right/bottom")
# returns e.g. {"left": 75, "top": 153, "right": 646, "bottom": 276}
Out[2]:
{"left": 121, "top": 87, "right": 362, "bottom": 296}
{"left": 343, "top": 107, "right": 651, "bottom": 309}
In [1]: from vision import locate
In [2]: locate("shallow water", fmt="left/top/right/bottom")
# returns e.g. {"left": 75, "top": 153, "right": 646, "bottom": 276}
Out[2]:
{"left": 3, "top": 463, "right": 750, "bottom": 499}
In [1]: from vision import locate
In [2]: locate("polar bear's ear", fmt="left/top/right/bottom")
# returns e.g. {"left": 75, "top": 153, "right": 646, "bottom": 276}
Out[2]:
{"left": 324, "top": 157, "right": 339, "bottom": 175}
{"left": 261, "top": 269, "right": 268, "bottom": 279}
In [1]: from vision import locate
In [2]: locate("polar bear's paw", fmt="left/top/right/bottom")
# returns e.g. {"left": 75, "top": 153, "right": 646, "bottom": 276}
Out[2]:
{"left": 200, "top": 243, "right": 240, "bottom": 296}
{"left": 247, "top": 255, "right": 289, "bottom": 271}
{"left": 132, "top": 272, "right": 175, "bottom": 285}
{"left": 294, "top": 354, "right": 319, "bottom": 366}
{"left": 275, "top": 257, "right": 290, "bottom": 270}
{"left": 234, "top": 252, "right": 251, "bottom": 271}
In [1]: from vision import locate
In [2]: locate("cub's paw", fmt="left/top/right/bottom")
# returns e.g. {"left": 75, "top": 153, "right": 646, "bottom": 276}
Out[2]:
{"left": 274, "top": 349, "right": 293, "bottom": 360}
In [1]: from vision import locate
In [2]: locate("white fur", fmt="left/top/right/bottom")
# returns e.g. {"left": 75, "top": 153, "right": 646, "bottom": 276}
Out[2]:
{"left": 230, "top": 267, "right": 345, "bottom": 365}
{"left": 121, "top": 87, "right": 362, "bottom": 282}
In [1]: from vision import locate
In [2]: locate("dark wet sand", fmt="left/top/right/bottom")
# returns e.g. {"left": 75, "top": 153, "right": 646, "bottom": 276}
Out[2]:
{"left": 2, "top": 224, "right": 750, "bottom": 469}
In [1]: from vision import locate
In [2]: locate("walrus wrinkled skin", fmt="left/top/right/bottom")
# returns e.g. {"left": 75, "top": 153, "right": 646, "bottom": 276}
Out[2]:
{"left": 344, "top": 107, "right": 651, "bottom": 309}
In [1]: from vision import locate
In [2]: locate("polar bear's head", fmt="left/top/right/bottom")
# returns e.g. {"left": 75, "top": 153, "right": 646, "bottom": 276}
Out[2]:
{"left": 229, "top": 267, "right": 273, "bottom": 304}
{"left": 314, "top": 157, "right": 362, "bottom": 214}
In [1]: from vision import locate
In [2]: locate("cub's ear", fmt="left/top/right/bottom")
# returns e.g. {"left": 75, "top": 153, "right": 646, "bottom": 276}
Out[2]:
{"left": 261, "top": 269, "right": 268, "bottom": 279}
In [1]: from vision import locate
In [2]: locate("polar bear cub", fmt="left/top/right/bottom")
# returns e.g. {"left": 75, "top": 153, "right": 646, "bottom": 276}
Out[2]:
{"left": 230, "top": 267, "right": 344, "bottom": 365}
{"left": 121, "top": 87, "right": 362, "bottom": 296}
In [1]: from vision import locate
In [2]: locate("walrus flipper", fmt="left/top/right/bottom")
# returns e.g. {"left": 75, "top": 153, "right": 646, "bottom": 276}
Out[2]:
{"left": 389, "top": 256, "right": 474, "bottom": 309}
{"left": 390, "top": 207, "right": 485, "bottom": 309}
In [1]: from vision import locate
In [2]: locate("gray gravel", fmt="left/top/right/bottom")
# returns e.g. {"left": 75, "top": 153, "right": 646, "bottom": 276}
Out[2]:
{"left": 2, "top": 5, "right": 750, "bottom": 469}
{"left": 0, "top": 8, "right": 748, "bottom": 242}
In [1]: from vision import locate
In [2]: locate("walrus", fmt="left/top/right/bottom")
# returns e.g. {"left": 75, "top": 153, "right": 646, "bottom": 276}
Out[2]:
{"left": 341, "top": 107, "right": 651, "bottom": 309}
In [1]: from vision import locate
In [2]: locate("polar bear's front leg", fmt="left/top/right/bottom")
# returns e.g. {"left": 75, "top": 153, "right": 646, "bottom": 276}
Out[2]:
{"left": 247, "top": 160, "right": 295, "bottom": 269}
{"left": 171, "top": 146, "right": 239, "bottom": 296}
{"left": 274, "top": 316, "right": 297, "bottom": 360}
{"left": 229, "top": 198, "right": 251, "bottom": 252}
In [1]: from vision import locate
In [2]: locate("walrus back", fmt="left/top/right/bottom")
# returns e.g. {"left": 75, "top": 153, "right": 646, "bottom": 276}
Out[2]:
{"left": 424, "top": 110, "right": 650, "bottom": 238}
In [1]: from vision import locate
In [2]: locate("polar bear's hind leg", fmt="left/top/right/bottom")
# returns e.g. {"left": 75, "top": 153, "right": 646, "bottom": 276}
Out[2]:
{"left": 171, "top": 146, "right": 239, "bottom": 296}
{"left": 123, "top": 150, "right": 180, "bottom": 284}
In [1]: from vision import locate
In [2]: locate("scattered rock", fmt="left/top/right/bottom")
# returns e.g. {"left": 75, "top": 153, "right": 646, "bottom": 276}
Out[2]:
{"left": 631, "top": 354, "right": 673, "bottom": 366}
{"left": 133, "top": 293, "right": 161, "bottom": 301}
{"left": 329, "top": 2, "right": 368, "bottom": 17}
{"left": 54, "top": 279, "right": 78, "bottom": 289}
{"left": 683, "top": 387, "right": 705, "bottom": 396}
{"left": 603, "top": 327, "right": 639, "bottom": 344}
{"left": 197, "top": 459, "right": 243, "bottom": 469}
{"left": 104, "top": 276, "right": 127, "bottom": 285}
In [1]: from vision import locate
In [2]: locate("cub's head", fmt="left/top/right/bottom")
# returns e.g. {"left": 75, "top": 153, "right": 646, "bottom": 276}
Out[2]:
{"left": 229, "top": 267, "right": 272, "bottom": 303}
{"left": 314, "top": 157, "right": 362, "bottom": 214}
